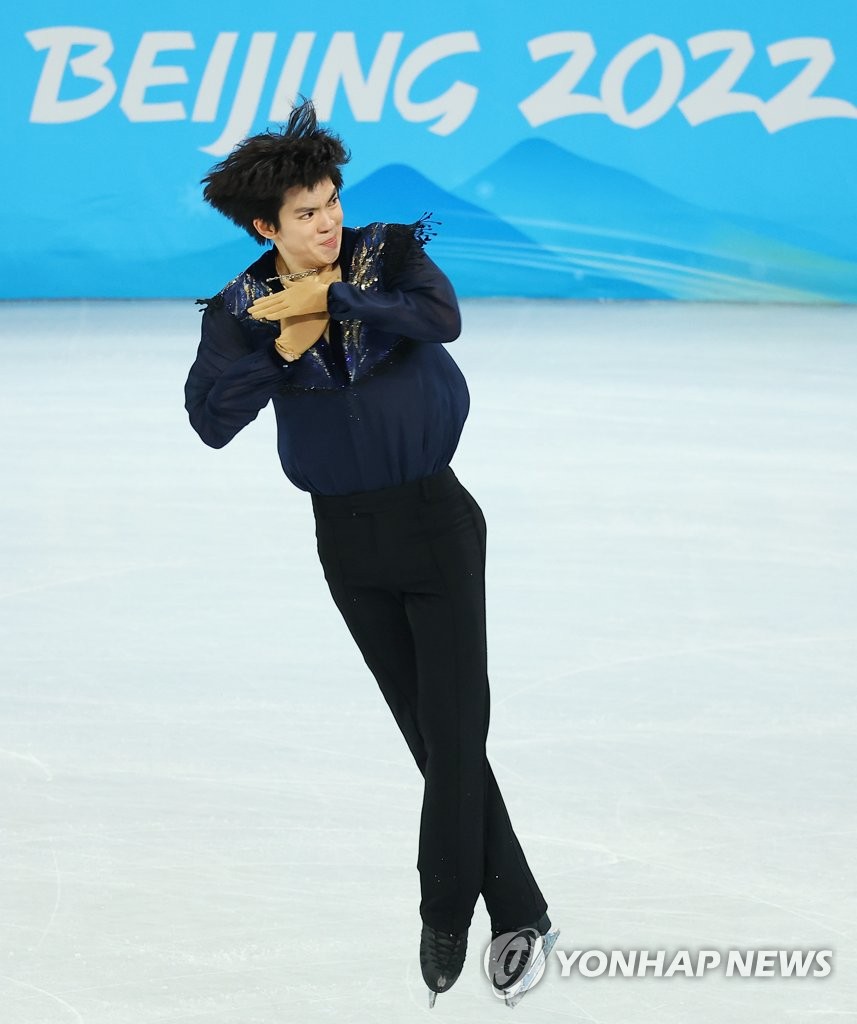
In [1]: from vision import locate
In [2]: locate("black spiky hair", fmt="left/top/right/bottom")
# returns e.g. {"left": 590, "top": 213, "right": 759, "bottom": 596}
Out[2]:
{"left": 201, "top": 98, "right": 351, "bottom": 244}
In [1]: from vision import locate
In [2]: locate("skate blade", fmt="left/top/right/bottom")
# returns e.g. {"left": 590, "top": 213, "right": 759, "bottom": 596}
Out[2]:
{"left": 428, "top": 988, "right": 437, "bottom": 1009}
{"left": 503, "top": 926, "right": 560, "bottom": 1009}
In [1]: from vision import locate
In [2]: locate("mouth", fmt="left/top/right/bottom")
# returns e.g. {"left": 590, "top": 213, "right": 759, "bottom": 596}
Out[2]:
{"left": 320, "top": 235, "right": 340, "bottom": 250}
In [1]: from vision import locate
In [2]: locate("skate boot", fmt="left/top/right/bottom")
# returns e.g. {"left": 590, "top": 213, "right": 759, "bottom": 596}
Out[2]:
{"left": 420, "top": 922, "right": 468, "bottom": 1008}
{"left": 487, "top": 912, "right": 560, "bottom": 1008}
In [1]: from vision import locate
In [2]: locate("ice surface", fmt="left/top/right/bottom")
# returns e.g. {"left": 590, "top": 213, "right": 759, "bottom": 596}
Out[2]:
{"left": 0, "top": 299, "right": 855, "bottom": 1023}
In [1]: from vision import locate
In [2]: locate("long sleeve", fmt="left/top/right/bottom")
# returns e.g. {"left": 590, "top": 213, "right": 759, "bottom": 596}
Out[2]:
{"left": 187, "top": 228, "right": 470, "bottom": 495}
{"left": 326, "top": 241, "right": 461, "bottom": 343}
{"left": 184, "top": 299, "right": 287, "bottom": 449}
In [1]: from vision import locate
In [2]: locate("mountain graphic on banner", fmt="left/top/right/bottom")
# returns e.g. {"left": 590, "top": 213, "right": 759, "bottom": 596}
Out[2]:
{"left": 35, "top": 141, "right": 854, "bottom": 301}
{"left": 341, "top": 164, "right": 667, "bottom": 299}
{"left": 454, "top": 139, "right": 857, "bottom": 302}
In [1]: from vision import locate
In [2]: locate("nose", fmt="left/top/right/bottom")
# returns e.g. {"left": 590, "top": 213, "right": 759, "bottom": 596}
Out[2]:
{"left": 319, "top": 209, "right": 335, "bottom": 232}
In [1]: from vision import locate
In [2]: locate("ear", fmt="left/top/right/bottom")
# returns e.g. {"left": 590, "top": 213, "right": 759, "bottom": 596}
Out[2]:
{"left": 253, "top": 218, "right": 278, "bottom": 240}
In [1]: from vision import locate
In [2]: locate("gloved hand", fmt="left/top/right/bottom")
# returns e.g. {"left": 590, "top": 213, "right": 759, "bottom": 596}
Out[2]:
{"left": 248, "top": 264, "right": 342, "bottom": 363}
{"left": 273, "top": 314, "right": 324, "bottom": 363}
{"left": 248, "top": 265, "right": 340, "bottom": 323}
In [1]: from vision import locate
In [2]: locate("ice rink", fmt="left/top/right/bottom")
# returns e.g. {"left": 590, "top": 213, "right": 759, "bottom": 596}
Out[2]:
{"left": 1, "top": 298, "right": 855, "bottom": 1023}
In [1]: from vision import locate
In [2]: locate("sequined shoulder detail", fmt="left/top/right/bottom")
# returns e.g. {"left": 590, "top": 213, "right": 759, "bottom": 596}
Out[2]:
{"left": 382, "top": 213, "right": 439, "bottom": 284}
{"left": 346, "top": 214, "right": 439, "bottom": 293}
{"left": 195, "top": 247, "right": 277, "bottom": 317}
{"left": 218, "top": 271, "right": 272, "bottom": 318}
{"left": 347, "top": 222, "right": 386, "bottom": 293}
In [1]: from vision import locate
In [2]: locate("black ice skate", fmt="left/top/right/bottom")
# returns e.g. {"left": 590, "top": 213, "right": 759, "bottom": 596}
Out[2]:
{"left": 487, "top": 912, "right": 560, "bottom": 1008}
{"left": 420, "top": 922, "right": 468, "bottom": 1008}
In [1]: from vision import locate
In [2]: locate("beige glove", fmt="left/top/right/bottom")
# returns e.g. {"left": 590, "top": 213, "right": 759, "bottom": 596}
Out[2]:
{"left": 248, "top": 265, "right": 342, "bottom": 362}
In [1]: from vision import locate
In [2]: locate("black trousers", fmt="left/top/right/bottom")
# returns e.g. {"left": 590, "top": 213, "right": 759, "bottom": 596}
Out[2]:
{"left": 312, "top": 467, "right": 548, "bottom": 935}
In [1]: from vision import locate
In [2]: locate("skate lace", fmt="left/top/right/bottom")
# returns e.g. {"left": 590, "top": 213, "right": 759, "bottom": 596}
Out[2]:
{"left": 423, "top": 927, "right": 467, "bottom": 970}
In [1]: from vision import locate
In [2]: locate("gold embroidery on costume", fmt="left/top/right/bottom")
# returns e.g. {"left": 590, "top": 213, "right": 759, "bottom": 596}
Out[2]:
{"left": 342, "top": 225, "right": 384, "bottom": 376}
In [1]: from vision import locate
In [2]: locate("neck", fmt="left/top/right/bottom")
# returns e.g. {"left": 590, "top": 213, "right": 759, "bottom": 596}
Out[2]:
{"left": 274, "top": 245, "right": 328, "bottom": 277}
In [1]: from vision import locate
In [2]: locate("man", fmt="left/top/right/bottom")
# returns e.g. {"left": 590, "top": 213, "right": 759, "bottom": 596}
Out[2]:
{"left": 184, "top": 99, "right": 556, "bottom": 1005}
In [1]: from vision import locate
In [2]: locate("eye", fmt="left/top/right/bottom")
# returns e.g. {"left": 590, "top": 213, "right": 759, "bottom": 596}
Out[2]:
{"left": 328, "top": 194, "right": 339, "bottom": 206}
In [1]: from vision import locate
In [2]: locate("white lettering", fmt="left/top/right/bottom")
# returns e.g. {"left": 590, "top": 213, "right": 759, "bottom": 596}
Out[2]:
{"left": 679, "top": 31, "right": 763, "bottom": 126}
{"left": 601, "top": 33, "right": 685, "bottom": 128}
{"left": 664, "top": 950, "right": 694, "bottom": 977}
{"left": 393, "top": 32, "right": 480, "bottom": 135}
{"left": 813, "top": 950, "right": 833, "bottom": 977}
{"left": 518, "top": 32, "right": 603, "bottom": 128}
{"left": 778, "top": 950, "right": 815, "bottom": 977}
{"left": 727, "top": 950, "right": 754, "bottom": 977}
{"left": 696, "top": 950, "right": 721, "bottom": 975}
{"left": 26, "top": 27, "right": 116, "bottom": 123}
{"left": 637, "top": 950, "right": 666, "bottom": 976}
{"left": 201, "top": 32, "right": 277, "bottom": 156}
{"left": 25, "top": 26, "right": 857, "bottom": 136}
{"left": 754, "top": 950, "right": 777, "bottom": 977}
{"left": 545, "top": 946, "right": 833, "bottom": 979}
{"left": 120, "top": 31, "right": 194, "bottom": 122}
{"left": 762, "top": 37, "right": 857, "bottom": 132}
{"left": 609, "top": 949, "right": 637, "bottom": 977}
{"left": 554, "top": 949, "right": 582, "bottom": 977}
{"left": 312, "top": 32, "right": 403, "bottom": 121}
{"left": 269, "top": 33, "right": 315, "bottom": 121}
{"left": 579, "top": 950, "right": 608, "bottom": 977}
{"left": 192, "top": 32, "right": 239, "bottom": 122}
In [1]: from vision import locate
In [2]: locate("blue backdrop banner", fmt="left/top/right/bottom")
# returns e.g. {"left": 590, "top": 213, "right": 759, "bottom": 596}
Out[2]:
{"left": 5, "top": 1, "right": 857, "bottom": 300}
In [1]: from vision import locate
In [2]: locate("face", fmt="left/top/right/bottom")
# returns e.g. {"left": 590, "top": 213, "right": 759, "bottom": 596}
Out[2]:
{"left": 254, "top": 177, "right": 343, "bottom": 273}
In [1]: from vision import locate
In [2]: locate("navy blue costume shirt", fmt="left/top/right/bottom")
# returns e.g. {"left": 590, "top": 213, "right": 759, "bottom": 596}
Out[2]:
{"left": 184, "top": 222, "right": 470, "bottom": 495}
